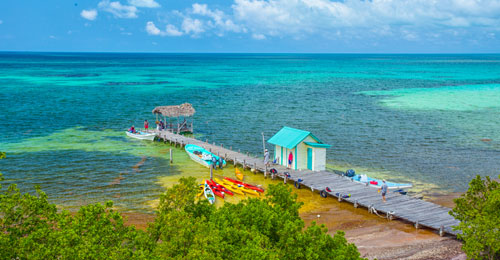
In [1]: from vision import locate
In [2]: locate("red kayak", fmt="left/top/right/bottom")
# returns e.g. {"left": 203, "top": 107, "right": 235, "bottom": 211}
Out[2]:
{"left": 206, "top": 180, "right": 224, "bottom": 199}
{"left": 208, "top": 179, "right": 234, "bottom": 196}
{"left": 223, "top": 177, "right": 264, "bottom": 193}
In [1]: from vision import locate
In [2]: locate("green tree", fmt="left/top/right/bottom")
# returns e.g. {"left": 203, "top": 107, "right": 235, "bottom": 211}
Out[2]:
{"left": 150, "top": 177, "right": 364, "bottom": 260}
{"left": 450, "top": 175, "right": 500, "bottom": 260}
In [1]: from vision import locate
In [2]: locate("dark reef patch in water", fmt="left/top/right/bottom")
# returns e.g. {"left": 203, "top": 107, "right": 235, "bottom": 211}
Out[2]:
{"left": 104, "top": 81, "right": 170, "bottom": 86}
{"left": 55, "top": 73, "right": 101, "bottom": 78}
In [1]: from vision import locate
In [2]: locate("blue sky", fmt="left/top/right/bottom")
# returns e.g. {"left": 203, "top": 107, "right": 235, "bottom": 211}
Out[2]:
{"left": 1, "top": 0, "right": 499, "bottom": 53}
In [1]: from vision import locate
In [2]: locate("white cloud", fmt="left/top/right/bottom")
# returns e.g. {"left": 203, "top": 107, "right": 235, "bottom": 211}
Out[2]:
{"left": 80, "top": 9, "right": 98, "bottom": 21}
{"left": 148, "top": 3, "right": 243, "bottom": 38}
{"left": 192, "top": 3, "right": 242, "bottom": 33}
{"left": 128, "top": 0, "right": 159, "bottom": 8}
{"left": 146, "top": 21, "right": 162, "bottom": 35}
{"left": 182, "top": 18, "right": 204, "bottom": 35}
{"left": 165, "top": 24, "right": 183, "bottom": 36}
{"left": 252, "top": 33, "right": 266, "bottom": 40}
{"left": 231, "top": 0, "right": 500, "bottom": 40}
{"left": 146, "top": 21, "right": 184, "bottom": 37}
{"left": 137, "top": 1, "right": 500, "bottom": 42}
{"left": 98, "top": 0, "right": 138, "bottom": 19}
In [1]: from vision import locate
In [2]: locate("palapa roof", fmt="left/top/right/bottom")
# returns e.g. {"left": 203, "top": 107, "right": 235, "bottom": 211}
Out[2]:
{"left": 152, "top": 103, "right": 196, "bottom": 117}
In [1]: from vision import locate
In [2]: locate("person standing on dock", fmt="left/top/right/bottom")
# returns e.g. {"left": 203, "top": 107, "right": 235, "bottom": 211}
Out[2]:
{"left": 212, "top": 156, "right": 217, "bottom": 170}
{"left": 218, "top": 157, "right": 224, "bottom": 169}
{"left": 379, "top": 180, "right": 388, "bottom": 202}
{"left": 144, "top": 120, "right": 149, "bottom": 132}
{"left": 264, "top": 149, "right": 270, "bottom": 167}
{"left": 288, "top": 152, "right": 293, "bottom": 169}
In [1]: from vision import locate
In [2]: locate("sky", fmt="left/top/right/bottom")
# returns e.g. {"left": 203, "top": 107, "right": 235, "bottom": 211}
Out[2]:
{"left": 0, "top": 0, "right": 499, "bottom": 53}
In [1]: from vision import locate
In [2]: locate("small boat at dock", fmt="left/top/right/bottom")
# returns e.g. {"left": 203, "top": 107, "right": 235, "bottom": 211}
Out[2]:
{"left": 235, "top": 168, "right": 244, "bottom": 181}
{"left": 224, "top": 177, "right": 264, "bottom": 193}
{"left": 350, "top": 174, "right": 412, "bottom": 190}
{"left": 203, "top": 181, "right": 216, "bottom": 204}
{"left": 217, "top": 178, "right": 245, "bottom": 195}
{"left": 208, "top": 179, "right": 233, "bottom": 196}
{"left": 185, "top": 144, "right": 226, "bottom": 168}
{"left": 126, "top": 131, "right": 156, "bottom": 141}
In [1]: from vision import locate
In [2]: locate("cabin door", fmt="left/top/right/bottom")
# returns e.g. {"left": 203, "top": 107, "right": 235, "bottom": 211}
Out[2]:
{"left": 307, "top": 148, "right": 313, "bottom": 170}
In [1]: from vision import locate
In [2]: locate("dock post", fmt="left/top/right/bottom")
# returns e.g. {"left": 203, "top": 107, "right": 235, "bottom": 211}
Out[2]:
{"left": 221, "top": 144, "right": 223, "bottom": 148}
{"left": 264, "top": 165, "right": 267, "bottom": 178}
{"left": 439, "top": 225, "right": 444, "bottom": 237}
{"left": 224, "top": 153, "right": 227, "bottom": 159}
{"left": 246, "top": 152, "right": 249, "bottom": 156}
{"left": 338, "top": 193, "right": 342, "bottom": 202}
{"left": 206, "top": 139, "right": 208, "bottom": 143}
{"left": 254, "top": 163, "right": 256, "bottom": 173}
{"left": 213, "top": 142, "right": 215, "bottom": 146}
{"left": 284, "top": 174, "right": 287, "bottom": 184}
{"left": 169, "top": 149, "right": 173, "bottom": 163}
{"left": 210, "top": 148, "right": 212, "bottom": 153}
{"left": 414, "top": 220, "right": 419, "bottom": 229}
{"left": 243, "top": 159, "right": 246, "bottom": 169}
{"left": 354, "top": 200, "right": 358, "bottom": 208}
{"left": 234, "top": 157, "right": 237, "bottom": 167}
{"left": 368, "top": 204, "right": 373, "bottom": 213}
{"left": 210, "top": 165, "right": 213, "bottom": 180}
{"left": 230, "top": 146, "right": 232, "bottom": 150}
{"left": 238, "top": 149, "right": 240, "bottom": 153}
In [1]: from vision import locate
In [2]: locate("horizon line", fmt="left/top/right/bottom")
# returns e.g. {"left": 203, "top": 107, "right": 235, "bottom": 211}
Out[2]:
{"left": 1, "top": 51, "right": 499, "bottom": 55}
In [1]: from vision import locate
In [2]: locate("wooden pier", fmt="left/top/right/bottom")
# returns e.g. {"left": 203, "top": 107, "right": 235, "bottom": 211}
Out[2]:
{"left": 153, "top": 130, "right": 460, "bottom": 236}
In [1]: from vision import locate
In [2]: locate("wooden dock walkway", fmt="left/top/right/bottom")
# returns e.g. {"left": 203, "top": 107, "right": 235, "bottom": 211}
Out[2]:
{"left": 153, "top": 130, "right": 460, "bottom": 236}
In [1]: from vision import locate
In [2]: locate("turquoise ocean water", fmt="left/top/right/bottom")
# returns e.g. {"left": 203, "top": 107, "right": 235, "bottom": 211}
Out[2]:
{"left": 0, "top": 53, "right": 499, "bottom": 211}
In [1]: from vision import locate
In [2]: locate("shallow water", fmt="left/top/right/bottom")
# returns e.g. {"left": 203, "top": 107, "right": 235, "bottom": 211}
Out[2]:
{"left": 0, "top": 53, "right": 499, "bottom": 212}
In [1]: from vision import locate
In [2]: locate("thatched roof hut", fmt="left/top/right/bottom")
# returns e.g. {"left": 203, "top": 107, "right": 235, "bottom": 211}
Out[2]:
{"left": 152, "top": 103, "right": 196, "bottom": 117}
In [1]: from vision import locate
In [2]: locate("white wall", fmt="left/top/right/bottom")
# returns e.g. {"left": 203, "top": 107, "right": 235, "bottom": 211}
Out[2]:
{"left": 313, "top": 148, "right": 327, "bottom": 171}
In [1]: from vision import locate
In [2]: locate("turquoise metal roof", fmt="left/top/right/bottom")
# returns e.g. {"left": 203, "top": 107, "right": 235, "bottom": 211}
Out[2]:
{"left": 267, "top": 126, "right": 327, "bottom": 149}
{"left": 304, "top": 142, "right": 331, "bottom": 148}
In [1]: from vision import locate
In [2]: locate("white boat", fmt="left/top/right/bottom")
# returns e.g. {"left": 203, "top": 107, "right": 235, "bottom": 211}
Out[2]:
{"left": 350, "top": 174, "right": 412, "bottom": 190}
{"left": 204, "top": 181, "right": 215, "bottom": 204}
{"left": 125, "top": 131, "right": 156, "bottom": 141}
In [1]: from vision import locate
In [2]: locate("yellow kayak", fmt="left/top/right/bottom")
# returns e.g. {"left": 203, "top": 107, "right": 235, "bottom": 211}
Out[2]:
{"left": 218, "top": 178, "right": 245, "bottom": 195}
{"left": 222, "top": 178, "right": 259, "bottom": 196}
{"left": 239, "top": 186, "right": 260, "bottom": 196}
{"left": 235, "top": 168, "right": 244, "bottom": 181}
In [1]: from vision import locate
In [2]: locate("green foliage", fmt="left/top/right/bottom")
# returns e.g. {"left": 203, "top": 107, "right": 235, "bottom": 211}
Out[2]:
{"left": 0, "top": 184, "right": 149, "bottom": 260}
{"left": 0, "top": 168, "right": 364, "bottom": 260}
{"left": 450, "top": 175, "right": 500, "bottom": 260}
{"left": 150, "top": 177, "right": 364, "bottom": 259}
